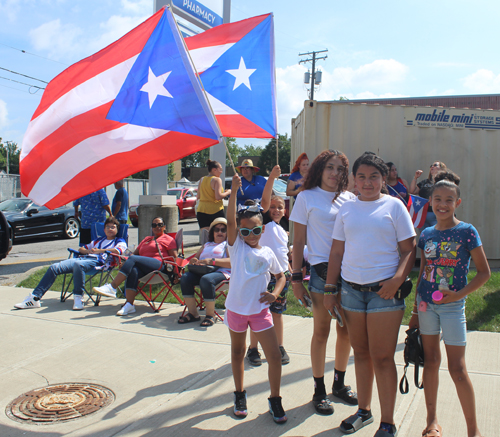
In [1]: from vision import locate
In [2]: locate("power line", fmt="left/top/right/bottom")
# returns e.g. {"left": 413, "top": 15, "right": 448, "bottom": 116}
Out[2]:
{"left": 0, "top": 66, "right": 49, "bottom": 84}
{"left": 0, "top": 42, "right": 69, "bottom": 66}
{"left": 299, "top": 49, "right": 328, "bottom": 101}
{"left": 0, "top": 75, "right": 44, "bottom": 93}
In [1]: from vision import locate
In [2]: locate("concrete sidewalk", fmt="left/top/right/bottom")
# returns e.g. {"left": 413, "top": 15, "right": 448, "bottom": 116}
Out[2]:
{"left": 0, "top": 286, "right": 498, "bottom": 437}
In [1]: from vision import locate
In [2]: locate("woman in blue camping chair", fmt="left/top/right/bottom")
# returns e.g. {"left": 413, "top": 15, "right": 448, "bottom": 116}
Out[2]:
{"left": 178, "top": 217, "right": 231, "bottom": 327}
{"left": 94, "top": 217, "right": 177, "bottom": 316}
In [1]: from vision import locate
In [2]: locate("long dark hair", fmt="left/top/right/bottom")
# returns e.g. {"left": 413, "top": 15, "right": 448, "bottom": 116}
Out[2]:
{"left": 302, "top": 150, "right": 349, "bottom": 202}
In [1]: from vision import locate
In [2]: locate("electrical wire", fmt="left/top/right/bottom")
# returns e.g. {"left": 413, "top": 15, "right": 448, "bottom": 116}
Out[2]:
{"left": 0, "top": 67, "right": 48, "bottom": 84}
{"left": 0, "top": 42, "right": 69, "bottom": 66}
{"left": 0, "top": 75, "right": 44, "bottom": 93}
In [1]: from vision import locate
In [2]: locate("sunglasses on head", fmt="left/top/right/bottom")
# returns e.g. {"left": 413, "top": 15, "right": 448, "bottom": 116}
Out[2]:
{"left": 151, "top": 222, "right": 165, "bottom": 228}
{"left": 239, "top": 226, "right": 263, "bottom": 237}
{"left": 431, "top": 164, "right": 440, "bottom": 168}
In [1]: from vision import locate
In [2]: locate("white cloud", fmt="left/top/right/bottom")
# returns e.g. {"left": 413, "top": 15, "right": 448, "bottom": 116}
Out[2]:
{"left": 275, "top": 59, "right": 410, "bottom": 134}
{"left": 121, "top": 0, "right": 152, "bottom": 14}
{"left": 0, "top": 99, "right": 8, "bottom": 130}
{"left": 90, "top": 14, "right": 149, "bottom": 53}
{"left": 462, "top": 69, "right": 500, "bottom": 93}
{"left": 28, "top": 19, "right": 83, "bottom": 60}
{"left": 0, "top": 0, "right": 20, "bottom": 21}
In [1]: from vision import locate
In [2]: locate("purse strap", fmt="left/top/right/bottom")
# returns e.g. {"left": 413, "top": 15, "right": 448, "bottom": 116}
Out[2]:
{"left": 154, "top": 236, "right": 166, "bottom": 268}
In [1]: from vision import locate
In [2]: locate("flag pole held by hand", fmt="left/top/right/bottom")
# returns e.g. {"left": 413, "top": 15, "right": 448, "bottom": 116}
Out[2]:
{"left": 222, "top": 137, "right": 244, "bottom": 195}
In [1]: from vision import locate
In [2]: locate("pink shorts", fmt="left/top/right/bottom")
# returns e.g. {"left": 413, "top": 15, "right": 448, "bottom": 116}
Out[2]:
{"left": 224, "top": 308, "right": 274, "bottom": 333}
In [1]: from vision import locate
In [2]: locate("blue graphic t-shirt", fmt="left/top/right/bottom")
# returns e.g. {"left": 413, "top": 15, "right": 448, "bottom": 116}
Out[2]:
{"left": 288, "top": 171, "right": 305, "bottom": 199}
{"left": 417, "top": 221, "right": 482, "bottom": 303}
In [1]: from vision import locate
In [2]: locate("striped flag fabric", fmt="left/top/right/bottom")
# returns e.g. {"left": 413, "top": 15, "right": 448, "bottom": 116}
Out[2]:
{"left": 186, "top": 13, "right": 277, "bottom": 138}
{"left": 407, "top": 194, "right": 429, "bottom": 228}
{"left": 20, "top": 7, "right": 220, "bottom": 209}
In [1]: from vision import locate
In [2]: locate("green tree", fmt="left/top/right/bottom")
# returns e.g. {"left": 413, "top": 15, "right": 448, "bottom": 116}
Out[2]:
{"left": 241, "top": 144, "right": 263, "bottom": 156}
{"left": 0, "top": 139, "right": 20, "bottom": 174}
{"left": 257, "top": 134, "right": 291, "bottom": 176}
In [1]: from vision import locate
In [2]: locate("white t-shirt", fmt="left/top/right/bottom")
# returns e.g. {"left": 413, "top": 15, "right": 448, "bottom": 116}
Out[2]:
{"left": 199, "top": 241, "right": 230, "bottom": 277}
{"left": 259, "top": 221, "right": 289, "bottom": 272}
{"left": 290, "top": 187, "right": 356, "bottom": 266}
{"left": 226, "top": 234, "right": 282, "bottom": 315}
{"left": 332, "top": 195, "right": 416, "bottom": 284}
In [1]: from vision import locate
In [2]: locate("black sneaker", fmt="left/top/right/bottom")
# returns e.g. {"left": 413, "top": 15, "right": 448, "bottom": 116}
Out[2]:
{"left": 268, "top": 396, "right": 287, "bottom": 424}
{"left": 246, "top": 347, "right": 262, "bottom": 366}
{"left": 233, "top": 390, "right": 248, "bottom": 418}
{"left": 279, "top": 346, "right": 290, "bottom": 365}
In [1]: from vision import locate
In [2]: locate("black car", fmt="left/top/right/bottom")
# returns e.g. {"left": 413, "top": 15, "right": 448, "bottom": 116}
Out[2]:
{"left": 0, "top": 211, "right": 13, "bottom": 260}
{"left": 0, "top": 198, "right": 80, "bottom": 242}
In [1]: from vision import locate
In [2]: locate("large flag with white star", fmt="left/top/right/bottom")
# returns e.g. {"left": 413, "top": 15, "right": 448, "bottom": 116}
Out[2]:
{"left": 20, "top": 7, "right": 220, "bottom": 209}
{"left": 186, "top": 13, "right": 277, "bottom": 138}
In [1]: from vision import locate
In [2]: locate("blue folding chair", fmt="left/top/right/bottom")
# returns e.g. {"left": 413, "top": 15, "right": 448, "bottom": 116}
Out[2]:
{"left": 60, "top": 222, "right": 129, "bottom": 306}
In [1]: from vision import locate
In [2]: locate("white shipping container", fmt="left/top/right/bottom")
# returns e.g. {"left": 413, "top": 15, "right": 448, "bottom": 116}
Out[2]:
{"left": 291, "top": 101, "right": 500, "bottom": 261}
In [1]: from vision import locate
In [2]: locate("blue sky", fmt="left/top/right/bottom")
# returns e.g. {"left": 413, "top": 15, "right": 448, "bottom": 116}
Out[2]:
{"left": 1, "top": 0, "right": 500, "bottom": 149}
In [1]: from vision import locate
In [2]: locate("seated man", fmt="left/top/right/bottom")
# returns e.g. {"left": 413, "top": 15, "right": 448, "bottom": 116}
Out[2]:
{"left": 14, "top": 217, "right": 127, "bottom": 311}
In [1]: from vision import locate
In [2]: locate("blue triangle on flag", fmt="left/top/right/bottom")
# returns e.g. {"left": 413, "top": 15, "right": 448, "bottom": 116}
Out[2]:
{"left": 107, "top": 10, "right": 219, "bottom": 140}
{"left": 199, "top": 15, "right": 276, "bottom": 135}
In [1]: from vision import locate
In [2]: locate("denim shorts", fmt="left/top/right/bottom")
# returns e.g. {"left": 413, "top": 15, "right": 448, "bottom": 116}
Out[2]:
{"left": 268, "top": 271, "right": 290, "bottom": 314}
{"left": 308, "top": 266, "right": 326, "bottom": 294}
{"left": 417, "top": 294, "right": 466, "bottom": 346}
{"left": 340, "top": 278, "right": 406, "bottom": 314}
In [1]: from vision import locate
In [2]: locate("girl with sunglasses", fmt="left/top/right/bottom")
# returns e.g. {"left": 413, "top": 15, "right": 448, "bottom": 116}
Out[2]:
{"left": 178, "top": 217, "right": 231, "bottom": 327}
{"left": 94, "top": 217, "right": 177, "bottom": 316}
{"left": 225, "top": 173, "right": 288, "bottom": 424}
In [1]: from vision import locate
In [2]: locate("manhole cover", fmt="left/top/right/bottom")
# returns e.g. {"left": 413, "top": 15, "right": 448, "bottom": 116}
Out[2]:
{"left": 6, "top": 383, "right": 115, "bottom": 424}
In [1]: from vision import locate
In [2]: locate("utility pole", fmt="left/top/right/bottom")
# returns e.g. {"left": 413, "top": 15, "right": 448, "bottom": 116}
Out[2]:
{"left": 299, "top": 49, "right": 328, "bottom": 100}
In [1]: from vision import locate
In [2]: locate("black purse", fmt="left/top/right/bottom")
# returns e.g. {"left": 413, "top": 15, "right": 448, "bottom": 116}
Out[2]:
{"left": 187, "top": 264, "right": 219, "bottom": 275}
{"left": 399, "top": 327, "right": 424, "bottom": 394}
{"left": 395, "top": 277, "right": 413, "bottom": 299}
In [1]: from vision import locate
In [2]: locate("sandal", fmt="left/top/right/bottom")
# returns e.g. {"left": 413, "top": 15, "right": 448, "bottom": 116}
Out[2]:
{"left": 332, "top": 385, "right": 359, "bottom": 405}
{"left": 178, "top": 313, "right": 200, "bottom": 324}
{"left": 374, "top": 424, "right": 398, "bottom": 436}
{"left": 312, "top": 394, "right": 334, "bottom": 415}
{"left": 200, "top": 316, "right": 215, "bottom": 327}
{"left": 339, "top": 411, "right": 374, "bottom": 434}
{"left": 422, "top": 424, "right": 442, "bottom": 437}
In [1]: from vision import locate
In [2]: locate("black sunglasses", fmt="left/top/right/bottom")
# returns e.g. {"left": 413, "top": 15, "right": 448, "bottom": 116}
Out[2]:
{"left": 151, "top": 222, "right": 165, "bottom": 228}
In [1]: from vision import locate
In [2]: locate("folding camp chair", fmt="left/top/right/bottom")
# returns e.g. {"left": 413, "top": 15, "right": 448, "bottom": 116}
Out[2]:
{"left": 134, "top": 228, "right": 186, "bottom": 313}
{"left": 180, "top": 278, "right": 229, "bottom": 321}
{"left": 60, "top": 222, "right": 129, "bottom": 305}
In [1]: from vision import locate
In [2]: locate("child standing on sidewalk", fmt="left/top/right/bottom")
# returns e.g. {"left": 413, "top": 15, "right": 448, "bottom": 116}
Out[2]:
{"left": 410, "top": 180, "right": 490, "bottom": 437}
{"left": 246, "top": 165, "right": 292, "bottom": 366}
{"left": 226, "top": 173, "right": 287, "bottom": 424}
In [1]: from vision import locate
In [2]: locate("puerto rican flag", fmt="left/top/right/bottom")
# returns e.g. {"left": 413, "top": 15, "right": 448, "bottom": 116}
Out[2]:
{"left": 20, "top": 7, "right": 220, "bottom": 209}
{"left": 186, "top": 13, "right": 277, "bottom": 138}
{"left": 407, "top": 194, "right": 429, "bottom": 228}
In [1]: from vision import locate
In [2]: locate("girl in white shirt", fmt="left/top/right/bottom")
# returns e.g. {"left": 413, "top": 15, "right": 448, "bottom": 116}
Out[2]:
{"left": 226, "top": 174, "right": 287, "bottom": 424}
{"left": 247, "top": 165, "right": 292, "bottom": 366}
{"left": 290, "top": 150, "right": 358, "bottom": 415}
{"left": 326, "top": 153, "right": 416, "bottom": 436}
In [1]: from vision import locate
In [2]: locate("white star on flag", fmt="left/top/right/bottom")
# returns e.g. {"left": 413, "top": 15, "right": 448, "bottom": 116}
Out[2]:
{"left": 415, "top": 200, "right": 421, "bottom": 206}
{"left": 140, "top": 67, "right": 173, "bottom": 108}
{"left": 226, "top": 57, "right": 256, "bottom": 91}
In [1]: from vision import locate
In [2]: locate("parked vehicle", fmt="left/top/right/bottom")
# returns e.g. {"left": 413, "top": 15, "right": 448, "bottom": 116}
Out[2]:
{"left": 0, "top": 198, "right": 80, "bottom": 242}
{"left": 0, "top": 211, "right": 13, "bottom": 260}
{"left": 129, "top": 187, "right": 198, "bottom": 227}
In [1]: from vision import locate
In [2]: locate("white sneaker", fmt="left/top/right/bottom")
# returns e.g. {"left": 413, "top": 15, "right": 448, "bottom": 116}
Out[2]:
{"left": 14, "top": 293, "right": 41, "bottom": 309}
{"left": 117, "top": 302, "right": 136, "bottom": 316}
{"left": 73, "top": 295, "right": 84, "bottom": 310}
{"left": 93, "top": 283, "right": 117, "bottom": 298}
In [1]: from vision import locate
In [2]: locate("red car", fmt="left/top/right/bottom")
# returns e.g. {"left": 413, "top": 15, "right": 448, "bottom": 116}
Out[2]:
{"left": 129, "top": 187, "right": 198, "bottom": 226}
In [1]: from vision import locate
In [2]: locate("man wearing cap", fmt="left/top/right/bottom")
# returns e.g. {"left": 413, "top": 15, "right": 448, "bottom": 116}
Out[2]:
{"left": 236, "top": 159, "right": 267, "bottom": 207}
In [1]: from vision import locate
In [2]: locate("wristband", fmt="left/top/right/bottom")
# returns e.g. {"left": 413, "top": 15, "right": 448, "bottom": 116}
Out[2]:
{"left": 291, "top": 280, "right": 303, "bottom": 284}
{"left": 324, "top": 284, "right": 337, "bottom": 290}
{"left": 212, "top": 258, "right": 216, "bottom": 266}
{"left": 291, "top": 272, "right": 303, "bottom": 281}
